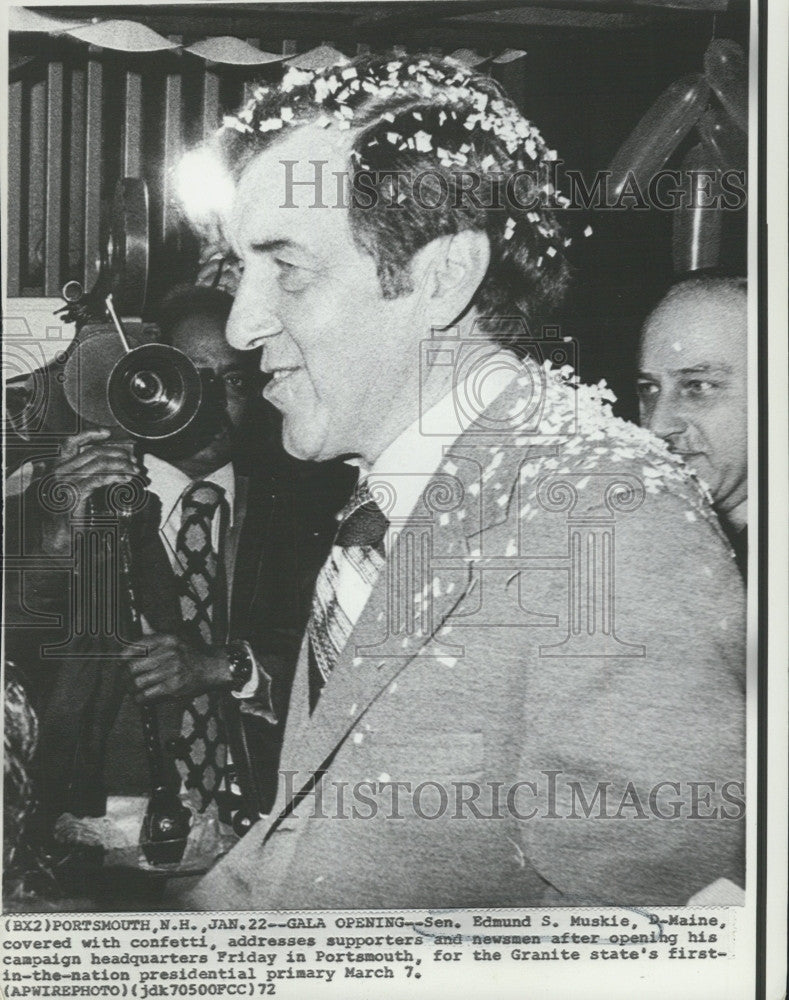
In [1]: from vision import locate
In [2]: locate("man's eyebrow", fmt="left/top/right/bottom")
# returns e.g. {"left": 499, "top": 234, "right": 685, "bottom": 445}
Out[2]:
{"left": 670, "top": 364, "right": 734, "bottom": 376}
{"left": 249, "top": 237, "right": 311, "bottom": 255}
{"left": 636, "top": 363, "right": 735, "bottom": 381}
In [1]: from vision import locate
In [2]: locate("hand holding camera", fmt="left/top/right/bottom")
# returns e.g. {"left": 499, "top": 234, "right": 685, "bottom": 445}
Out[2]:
{"left": 39, "top": 428, "right": 146, "bottom": 555}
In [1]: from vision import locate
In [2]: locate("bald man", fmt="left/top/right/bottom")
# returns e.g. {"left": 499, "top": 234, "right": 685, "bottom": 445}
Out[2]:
{"left": 638, "top": 277, "right": 748, "bottom": 576}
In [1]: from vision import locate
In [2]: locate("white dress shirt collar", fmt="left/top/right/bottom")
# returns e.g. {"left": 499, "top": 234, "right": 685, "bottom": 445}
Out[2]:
{"left": 349, "top": 349, "right": 520, "bottom": 525}
{"left": 142, "top": 453, "right": 236, "bottom": 530}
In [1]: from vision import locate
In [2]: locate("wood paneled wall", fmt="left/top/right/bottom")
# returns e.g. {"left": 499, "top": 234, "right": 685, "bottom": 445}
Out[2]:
{"left": 6, "top": 39, "right": 337, "bottom": 304}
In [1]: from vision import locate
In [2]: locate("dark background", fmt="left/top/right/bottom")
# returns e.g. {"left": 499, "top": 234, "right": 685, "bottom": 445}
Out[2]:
{"left": 7, "top": 1, "right": 750, "bottom": 420}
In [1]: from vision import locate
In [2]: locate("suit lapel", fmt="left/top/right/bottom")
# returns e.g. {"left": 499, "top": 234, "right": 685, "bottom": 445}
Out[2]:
{"left": 274, "top": 374, "right": 538, "bottom": 804}
{"left": 128, "top": 492, "right": 183, "bottom": 635}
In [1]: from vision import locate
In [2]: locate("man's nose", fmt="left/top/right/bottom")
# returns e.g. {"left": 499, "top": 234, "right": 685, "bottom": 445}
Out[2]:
{"left": 646, "top": 393, "right": 688, "bottom": 442}
{"left": 225, "top": 280, "right": 283, "bottom": 351}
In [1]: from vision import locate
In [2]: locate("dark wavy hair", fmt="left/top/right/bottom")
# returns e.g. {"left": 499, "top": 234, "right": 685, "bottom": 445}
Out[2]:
{"left": 216, "top": 53, "right": 571, "bottom": 348}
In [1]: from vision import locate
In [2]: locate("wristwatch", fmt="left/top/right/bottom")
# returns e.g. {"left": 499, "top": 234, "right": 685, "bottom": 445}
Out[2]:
{"left": 226, "top": 639, "right": 255, "bottom": 692}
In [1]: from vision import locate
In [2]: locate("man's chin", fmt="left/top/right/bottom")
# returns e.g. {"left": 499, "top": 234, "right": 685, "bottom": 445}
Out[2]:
{"left": 282, "top": 434, "right": 320, "bottom": 463}
{"left": 281, "top": 422, "right": 333, "bottom": 464}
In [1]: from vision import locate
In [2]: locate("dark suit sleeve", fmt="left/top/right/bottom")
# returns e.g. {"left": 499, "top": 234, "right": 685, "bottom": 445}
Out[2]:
{"left": 227, "top": 458, "right": 355, "bottom": 811}
{"left": 514, "top": 475, "right": 745, "bottom": 905}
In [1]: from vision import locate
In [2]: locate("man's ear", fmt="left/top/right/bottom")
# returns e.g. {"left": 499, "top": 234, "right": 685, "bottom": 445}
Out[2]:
{"left": 411, "top": 230, "right": 491, "bottom": 327}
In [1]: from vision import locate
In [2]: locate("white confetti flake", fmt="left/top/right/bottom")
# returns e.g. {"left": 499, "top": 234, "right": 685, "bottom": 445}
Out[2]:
{"left": 282, "top": 67, "right": 314, "bottom": 91}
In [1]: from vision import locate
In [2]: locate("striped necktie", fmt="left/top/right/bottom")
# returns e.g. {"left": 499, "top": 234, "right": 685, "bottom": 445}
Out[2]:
{"left": 172, "top": 481, "right": 228, "bottom": 811}
{"left": 307, "top": 481, "right": 388, "bottom": 712}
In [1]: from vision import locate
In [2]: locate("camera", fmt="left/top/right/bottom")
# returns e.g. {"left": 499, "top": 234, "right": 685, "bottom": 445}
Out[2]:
{"left": 43, "top": 177, "right": 211, "bottom": 446}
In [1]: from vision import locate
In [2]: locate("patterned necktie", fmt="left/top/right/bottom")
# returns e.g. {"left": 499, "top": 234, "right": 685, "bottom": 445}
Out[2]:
{"left": 173, "top": 481, "right": 228, "bottom": 811}
{"left": 307, "top": 480, "right": 388, "bottom": 712}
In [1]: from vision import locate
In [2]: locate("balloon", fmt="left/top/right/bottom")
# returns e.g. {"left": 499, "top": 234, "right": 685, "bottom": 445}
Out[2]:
{"left": 672, "top": 143, "right": 723, "bottom": 274}
{"left": 704, "top": 39, "right": 748, "bottom": 134}
{"left": 697, "top": 107, "right": 747, "bottom": 173}
{"left": 608, "top": 75, "right": 710, "bottom": 200}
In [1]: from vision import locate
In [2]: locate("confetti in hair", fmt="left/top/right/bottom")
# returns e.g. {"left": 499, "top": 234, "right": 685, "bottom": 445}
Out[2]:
{"left": 221, "top": 54, "right": 577, "bottom": 256}
{"left": 217, "top": 53, "right": 585, "bottom": 341}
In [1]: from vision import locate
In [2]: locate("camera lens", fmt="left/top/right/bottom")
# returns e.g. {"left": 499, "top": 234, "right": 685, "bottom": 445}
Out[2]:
{"left": 109, "top": 343, "right": 202, "bottom": 439}
{"left": 129, "top": 370, "right": 165, "bottom": 404}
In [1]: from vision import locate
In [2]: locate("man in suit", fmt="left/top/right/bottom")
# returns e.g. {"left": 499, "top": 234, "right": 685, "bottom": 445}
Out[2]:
{"left": 12, "top": 287, "right": 257, "bottom": 832}
{"left": 10, "top": 286, "right": 321, "bottom": 856}
{"left": 176, "top": 53, "right": 744, "bottom": 908}
{"left": 638, "top": 277, "right": 748, "bottom": 577}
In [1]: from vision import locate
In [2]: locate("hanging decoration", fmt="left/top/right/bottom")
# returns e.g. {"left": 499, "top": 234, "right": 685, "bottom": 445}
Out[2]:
{"left": 6, "top": 7, "right": 531, "bottom": 75}
{"left": 66, "top": 19, "right": 181, "bottom": 53}
{"left": 448, "top": 48, "right": 488, "bottom": 68}
{"left": 8, "top": 8, "right": 91, "bottom": 33}
{"left": 704, "top": 39, "right": 748, "bottom": 134}
{"left": 608, "top": 75, "right": 710, "bottom": 200}
{"left": 607, "top": 37, "right": 748, "bottom": 274}
{"left": 492, "top": 49, "right": 528, "bottom": 64}
{"left": 284, "top": 45, "right": 348, "bottom": 71}
{"left": 6, "top": 9, "right": 345, "bottom": 69}
{"left": 696, "top": 106, "right": 747, "bottom": 173}
{"left": 671, "top": 143, "right": 724, "bottom": 273}
{"left": 183, "top": 37, "right": 286, "bottom": 66}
